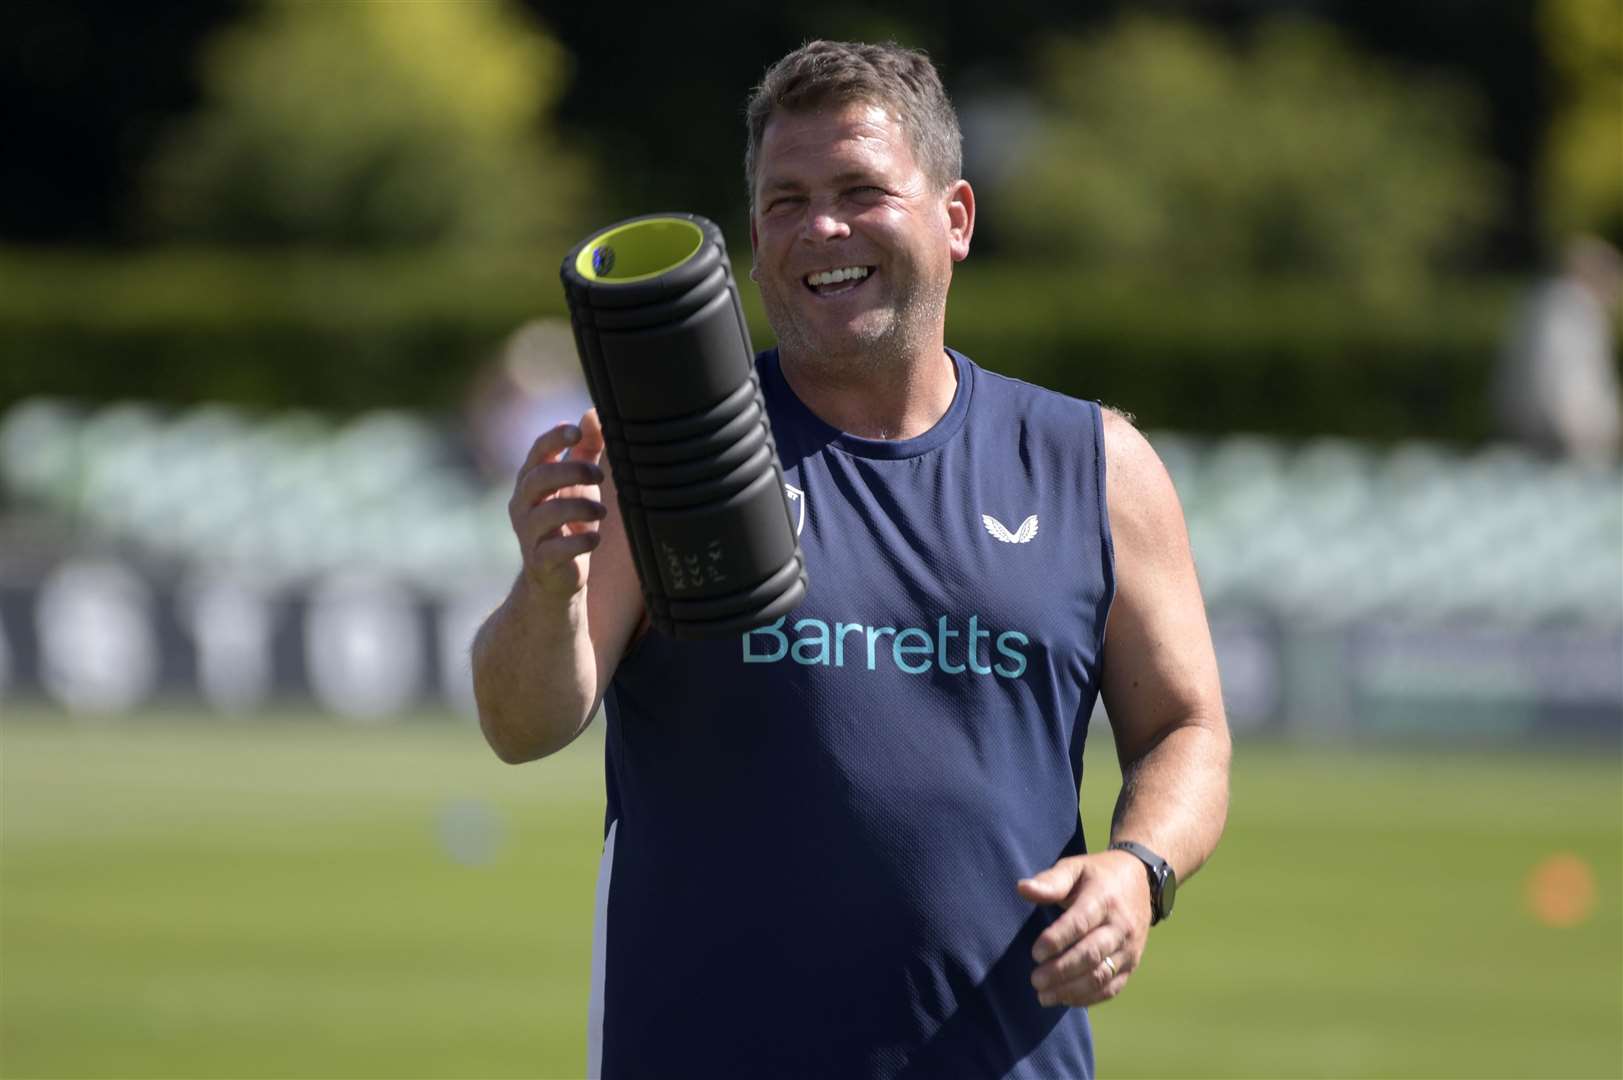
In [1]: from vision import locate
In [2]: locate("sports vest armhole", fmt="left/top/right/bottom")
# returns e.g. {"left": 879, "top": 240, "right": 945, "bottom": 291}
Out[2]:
{"left": 1090, "top": 400, "right": 1118, "bottom": 673}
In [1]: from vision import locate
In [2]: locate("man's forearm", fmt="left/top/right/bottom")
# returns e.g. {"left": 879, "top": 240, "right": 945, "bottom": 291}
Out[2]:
{"left": 1109, "top": 719, "right": 1231, "bottom": 880}
{"left": 471, "top": 576, "right": 598, "bottom": 764}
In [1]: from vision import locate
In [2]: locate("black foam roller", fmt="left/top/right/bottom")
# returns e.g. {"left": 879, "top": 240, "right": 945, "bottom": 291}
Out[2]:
{"left": 561, "top": 213, "right": 808, "bottom": 640}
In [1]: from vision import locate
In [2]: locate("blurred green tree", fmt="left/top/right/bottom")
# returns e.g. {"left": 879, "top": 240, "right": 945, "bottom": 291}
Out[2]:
{"left": 141, "top": 0, "right": 583, "bottom": 247}
{"left": 1000, "top": 17, "right": 1500, "bottom": 298}
{"left": 1539, "top": 0, "right": 1623, "bottom": 243}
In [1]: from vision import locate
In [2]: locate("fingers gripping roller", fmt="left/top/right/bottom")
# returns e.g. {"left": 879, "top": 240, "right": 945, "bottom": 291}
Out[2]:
{"left": 561, "top": 213, "right": 808, "bottom": 639}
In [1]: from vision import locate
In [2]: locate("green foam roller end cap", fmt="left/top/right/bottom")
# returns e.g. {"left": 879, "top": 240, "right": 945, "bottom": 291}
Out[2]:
{"left": 575, "top": 218, "right": 705, "bottom": 284}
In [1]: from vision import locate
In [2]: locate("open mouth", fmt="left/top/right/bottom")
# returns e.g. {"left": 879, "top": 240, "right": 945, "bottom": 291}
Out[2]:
{"left": 803, "top": 265, "right": 875, "bottom": 296}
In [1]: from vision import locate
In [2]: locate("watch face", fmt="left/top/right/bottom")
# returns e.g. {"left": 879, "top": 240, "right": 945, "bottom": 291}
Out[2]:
{"left": 1160, "top": 866, "right": 1177, "bottom": 918}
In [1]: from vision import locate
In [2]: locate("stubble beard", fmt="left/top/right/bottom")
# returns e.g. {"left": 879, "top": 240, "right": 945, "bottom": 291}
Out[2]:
{"left": 761, "top": 270, "right": 948, "bottom": 383}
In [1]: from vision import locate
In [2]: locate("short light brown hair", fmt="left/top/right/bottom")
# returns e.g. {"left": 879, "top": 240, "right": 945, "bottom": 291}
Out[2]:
{"left": 743, "top": 40, "right": 962, "bottom": 207}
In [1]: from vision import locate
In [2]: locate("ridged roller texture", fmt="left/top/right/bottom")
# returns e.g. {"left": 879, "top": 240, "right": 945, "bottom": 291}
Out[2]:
{"left": 561, "top": 212, "right": 808, "bottom": 639}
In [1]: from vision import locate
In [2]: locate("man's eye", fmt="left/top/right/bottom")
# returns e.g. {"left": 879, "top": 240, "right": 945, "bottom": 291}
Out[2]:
{"left": 850, "top": 186, "right": 886, "bottom": 199}
{"left": 767, "top": 196, "right": 805, "bottom": 212}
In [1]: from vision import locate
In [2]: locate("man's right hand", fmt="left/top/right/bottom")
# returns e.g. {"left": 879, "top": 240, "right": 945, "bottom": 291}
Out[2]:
{"left": 508, "top": 409, "right": 608, "bottom": 601}
{"left": 476, "top": 406, "right": 645, "bottom": 763}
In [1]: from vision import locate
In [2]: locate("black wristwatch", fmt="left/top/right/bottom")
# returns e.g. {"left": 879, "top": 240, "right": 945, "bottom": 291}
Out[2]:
{"left": 1109, "top": 841, "right": 1177, "bottom": 925}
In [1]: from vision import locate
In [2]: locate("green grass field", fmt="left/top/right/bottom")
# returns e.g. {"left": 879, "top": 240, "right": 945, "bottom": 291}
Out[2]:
{"left": 2, "top": 707, "right": 1619, "bottom": 1079}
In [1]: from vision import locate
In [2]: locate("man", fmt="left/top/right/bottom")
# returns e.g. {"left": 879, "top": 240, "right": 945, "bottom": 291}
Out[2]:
{"left": 472, "top": 40, "right": 1229, "bottom": 1079}
{"left": 1495, "top": 234, "right": 1623, "bottom": 464}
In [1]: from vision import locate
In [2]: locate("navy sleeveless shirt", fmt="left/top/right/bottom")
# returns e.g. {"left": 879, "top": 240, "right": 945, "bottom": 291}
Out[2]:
{"left": 591, "top": 347, "right": 1116, "bottom": 1079}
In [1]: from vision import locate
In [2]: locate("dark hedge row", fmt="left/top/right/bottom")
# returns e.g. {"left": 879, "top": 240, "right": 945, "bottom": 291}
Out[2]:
{"left": 1, "top": 250, "right": 1518, "bottom": 442}
{"left": 942, "top": 265, "right": 1517, "bottom": 442}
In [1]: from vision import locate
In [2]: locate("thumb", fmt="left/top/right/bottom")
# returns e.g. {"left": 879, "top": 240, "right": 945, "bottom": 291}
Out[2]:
{"left": 1017, "top": 858, "right": 1083, "bottom": 905}
{"left": 575, "top": 408, "right": 606, "bottom": 465}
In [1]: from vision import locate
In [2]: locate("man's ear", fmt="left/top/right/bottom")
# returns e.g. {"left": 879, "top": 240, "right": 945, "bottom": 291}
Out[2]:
{"left": 946, "top": 179, "right": 975, "bottom": 263}
{"left": 748, "top": 217, "right": 760, "bottom": 281}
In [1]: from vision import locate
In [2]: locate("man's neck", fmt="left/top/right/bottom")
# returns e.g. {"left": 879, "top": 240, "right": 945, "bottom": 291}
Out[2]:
{"left": 778, "top": 345, "right": 958, "bottom": 441}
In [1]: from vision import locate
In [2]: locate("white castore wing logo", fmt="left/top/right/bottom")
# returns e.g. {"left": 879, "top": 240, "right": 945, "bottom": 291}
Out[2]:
{"left": 982, "top": 513, "right": 1039, "bottom": 544}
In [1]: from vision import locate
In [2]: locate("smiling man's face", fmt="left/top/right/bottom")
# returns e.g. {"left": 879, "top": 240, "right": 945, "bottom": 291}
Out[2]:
{"left": 749, "top": 101, "right": 972, "bottom": 372}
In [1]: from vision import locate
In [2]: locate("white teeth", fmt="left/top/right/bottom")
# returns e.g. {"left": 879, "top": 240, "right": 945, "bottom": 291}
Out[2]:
{"left": 805, "top": 266, "right": 870, "bottom": 287}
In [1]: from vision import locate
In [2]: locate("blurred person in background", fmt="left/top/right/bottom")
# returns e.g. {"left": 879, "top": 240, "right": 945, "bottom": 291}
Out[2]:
{"left": 1495, "top": 234, "right": 1623, "bottom": 464}
{"left": 462, "top": 319, "right": 594, "bottom": 482}
{"left": 471, "top": 40, "right": 1230, "bottom": 1079}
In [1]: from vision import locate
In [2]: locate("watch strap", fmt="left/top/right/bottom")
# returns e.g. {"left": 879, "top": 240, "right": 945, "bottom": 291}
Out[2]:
{"left": 1109, "top": 840, "right": 1174, "bottom": 925}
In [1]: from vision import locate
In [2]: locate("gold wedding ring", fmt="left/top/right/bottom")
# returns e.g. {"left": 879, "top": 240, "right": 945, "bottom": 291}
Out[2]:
{"left": 1102, "top": 956, "right": 1118, "bottom": 979}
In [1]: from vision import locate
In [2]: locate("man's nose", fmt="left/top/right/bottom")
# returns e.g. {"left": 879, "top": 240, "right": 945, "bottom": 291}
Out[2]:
{"left": 802, "top": 208, "right": 851, "bottom": 242}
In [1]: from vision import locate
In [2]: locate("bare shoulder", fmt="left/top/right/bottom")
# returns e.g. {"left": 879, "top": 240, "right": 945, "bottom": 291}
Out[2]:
{"left": 1099, "top": 406, "right": 1188, "bottom": 554}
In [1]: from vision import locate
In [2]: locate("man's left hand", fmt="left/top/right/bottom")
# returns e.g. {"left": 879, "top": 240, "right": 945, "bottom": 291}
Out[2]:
{"left": 1017, "top": 850, "right": 1152, "bottom": 1008}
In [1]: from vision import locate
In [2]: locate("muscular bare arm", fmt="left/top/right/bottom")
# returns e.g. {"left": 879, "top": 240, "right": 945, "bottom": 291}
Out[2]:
{"left": 1096, "top": 410, "right": 1230, "bottom": 878}
{"left": 471, "top": 409, "right": 647, "bottom": 764}
{"left": 1018, "top": 408, "right": 1231, "bottom": 1007}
